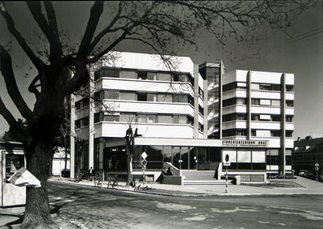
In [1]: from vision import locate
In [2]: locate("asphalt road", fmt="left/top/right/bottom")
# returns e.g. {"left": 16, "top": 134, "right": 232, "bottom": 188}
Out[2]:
{"left": 48, "top": 181, "right": 323, "bottom": 229}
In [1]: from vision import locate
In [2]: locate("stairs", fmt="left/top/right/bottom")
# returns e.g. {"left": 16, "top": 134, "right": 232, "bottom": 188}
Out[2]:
{"left": 181, "top": 170, "right": 230, "bottom": 185}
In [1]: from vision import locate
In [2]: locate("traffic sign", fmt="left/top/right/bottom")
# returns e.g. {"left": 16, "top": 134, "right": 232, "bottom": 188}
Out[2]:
{"left": 141, "top": 159, "right": 147, "bottom": 167}
{"left": 315, "top": 163, "right": 319, "bottom": 171}
{"left": 141, "top": 152, "right": 148, "bottom": 159}
{"left": 223, "top": 162, "right": 231, "bottom": 167}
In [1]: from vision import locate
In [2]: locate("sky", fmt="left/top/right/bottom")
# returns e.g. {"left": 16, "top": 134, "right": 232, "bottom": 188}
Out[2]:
{"left": 0, "top": 1, "right": 323, "bottom": 139}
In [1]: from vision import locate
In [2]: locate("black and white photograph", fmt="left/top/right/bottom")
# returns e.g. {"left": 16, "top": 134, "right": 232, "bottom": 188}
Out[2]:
{"left": 0, "top": 1, "right": 323, "bottom": 228}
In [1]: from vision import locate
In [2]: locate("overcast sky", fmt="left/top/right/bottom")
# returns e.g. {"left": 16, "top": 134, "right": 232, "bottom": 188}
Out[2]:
{"left": 0, "top": 1, "right": 323, "bottom": 139}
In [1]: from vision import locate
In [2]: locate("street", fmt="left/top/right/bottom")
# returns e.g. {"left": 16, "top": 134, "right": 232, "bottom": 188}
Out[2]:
{"left": 45, "top": 181, "right": 323, "bottom": 229}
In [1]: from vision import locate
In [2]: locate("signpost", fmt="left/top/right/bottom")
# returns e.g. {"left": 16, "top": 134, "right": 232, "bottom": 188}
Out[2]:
{"left": 224, "top": 154, "right": 229, "bottom": 193}
{"left": 315, "top": 162, "right": 320, "bottom": 182}
{"left": 141, "top": 152, "right": 148, "bottom": 185}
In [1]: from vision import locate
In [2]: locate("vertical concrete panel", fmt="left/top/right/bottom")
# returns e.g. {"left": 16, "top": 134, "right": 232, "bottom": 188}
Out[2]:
{"left": 280, "top": 73, "right": 286, "bottom": 175}
{"left": 194, "top": 65, "right": 199, "bottom": 138}
{"left": 247, "top": 71, "right": 252, "bottom": 140}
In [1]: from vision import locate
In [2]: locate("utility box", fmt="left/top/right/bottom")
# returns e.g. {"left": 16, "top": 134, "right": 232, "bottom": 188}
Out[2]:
{"left": 0, "top": 149, "right": 26, "bottom": 207}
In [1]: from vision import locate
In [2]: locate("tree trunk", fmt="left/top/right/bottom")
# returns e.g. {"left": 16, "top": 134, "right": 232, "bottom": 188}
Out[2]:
{"left": 22, "top": 142, "right": 55, "bottom": 229}
{"left": 126, "top": 144, "right": 133, "bottom": 186}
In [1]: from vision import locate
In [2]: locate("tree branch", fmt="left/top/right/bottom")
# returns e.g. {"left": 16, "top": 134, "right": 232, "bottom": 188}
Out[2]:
{"left": 28, "top": 74, "right": 41, "bottom": 99}
{"left": 26, "top": 1, "right": 62, "bottom": 61}
{"left": 0, "top": 44, "right": 34, "bottom": 121}
{"left": 88, "top": 1, "right": 126, "bottom": 53}
{"left": 0, "top": 95, "right": 26, "bottom": 140}
{"left": 77, "top": 1, "right": 104, "bottom": 58}
{"left": 0, "top": 2, "right": 45, "bottom": 69}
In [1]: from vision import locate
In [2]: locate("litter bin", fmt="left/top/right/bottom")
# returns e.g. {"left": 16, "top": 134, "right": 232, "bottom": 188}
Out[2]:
{"left": 61, "top": 169, "right": 70, "bottom": 178}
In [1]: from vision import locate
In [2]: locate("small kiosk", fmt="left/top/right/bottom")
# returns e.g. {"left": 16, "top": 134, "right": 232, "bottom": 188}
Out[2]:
{"left": 0, "top": 141, "right": 26, "bottom": 207}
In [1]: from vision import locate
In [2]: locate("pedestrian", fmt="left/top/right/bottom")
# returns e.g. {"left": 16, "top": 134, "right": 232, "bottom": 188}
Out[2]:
{"left": 88, "top": 167, "right": 94, "bottom": 181}
{"left": 166, "top": 167, "right": 173, "bottom": 176}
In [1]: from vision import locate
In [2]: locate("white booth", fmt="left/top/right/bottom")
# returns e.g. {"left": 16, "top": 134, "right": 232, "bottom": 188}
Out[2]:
{"left": 0, "top": 146, "right": 26, "bottom": 207}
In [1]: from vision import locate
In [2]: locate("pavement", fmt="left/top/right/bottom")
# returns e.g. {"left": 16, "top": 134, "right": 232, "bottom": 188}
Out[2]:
{"left": 49, "top": 175, "right": 323, "bottom": 197}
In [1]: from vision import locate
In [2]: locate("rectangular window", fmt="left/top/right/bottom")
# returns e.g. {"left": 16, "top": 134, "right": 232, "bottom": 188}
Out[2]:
{"left": 256, "top": 130, "right": 270, "bottom": 137}
{"left": 82, "top": 117, "right": 89, "bottom": 127}
{"left": 252, "top": 150, "right": 266, "bottom": 163}
{"left": 104, "top": 90, "right": 119, "bottom": 100}
{"left": 286, "top": 85, "right": 294, "bottom": 92}
{"left": 157, "top": 73, "right": 171, "bottom": 81}
{"left": 260, "top": 114, "right": 271, "bottom": 120}
{"left": 179, "top": 74, "right": 189, "bottom": 82}
{"left": 104, "top": 69, "right": 119, "bottom": 78}
{"left": 272, "top": 115, "right": 281, "bottom": 121}
{"left": 120, "top": 71, "right": 137, "bottom": 79}
{"left": 271, "top": 130, "right": 281, "bottom": 137}
{"left": 158, "top": 115, "right": 173, "bottom": 123}
{"left": 75, "top": 120, "right": 81, "bottom": 129}
{"left": 251, "top": 99, "right": 260, "bottom": 105}
{"left": 271, "top": 100, "right": 280, "bottom": 106}
{"left": 75, "top": 101, "right": 81, "bottom": 110}
{"left": 251, "top": 83, "right": 259, "bottom": 90}
{"left": 104, "top": 115, "right": 119, "bottom": 122}
{"left": 259, "top": 84, "right": 271, "bottom": 90}
{"left": 286, "top": 115, "right": 293, "bottom": 122}
{"left": 137, "top": 93, "right": 147, "bottom": 101}
{"left": 271, "top": 84, "right": 281, "bottom": 91}
{"left": 137, "top": 114, "right": 147, "bottom": 123}
{"left": 252, "top": 114, "right": 260, "bottom": 120}
{"left": 147, "top": 72, "right": 156, "bottom": 80}
{"left": 120, "top": 113, "right": 136, "bottom": 122}
{"left": 147, "top": 114, "right": 157, "bottom": 123}
{"left": 236, "top": 98, "right": 246, "bottom": 105}
{"left": 147, "top": 93, "right": 156, "bottom": 102}
{"left": 157, "top": 94, "right": 172, "bottom": 102}
{"left": 120, "top": 92, "right": 137, "bottom": 100}
{"left": 286, "top": 100, "right": 294, "bottom": 107}
{"left": 260, "top": 99, "right": 271, "bottom": 106}
{"left": 137, "top": 71, "right": 147, "bottom": 80}
{"left": 238, "top": 150, "right": 251, "bottom": 163}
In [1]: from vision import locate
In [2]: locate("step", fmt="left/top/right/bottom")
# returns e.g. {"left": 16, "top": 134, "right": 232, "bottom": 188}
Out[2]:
{"left": 183, "top": 180, "right": 231, "bottom": 185}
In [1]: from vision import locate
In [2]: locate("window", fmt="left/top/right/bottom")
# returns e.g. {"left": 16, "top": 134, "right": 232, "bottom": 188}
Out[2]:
{"left": 82, "top": 99, "right": 89, "bottom": 107}
{"left": 260, "top": 114, "right": 271, "bottom": 121}
{"left": 259, "top": 84, "right": 272, "bottom": 90}
{"left": 120, "top": 113, "right": 136, "bottom": 122}
{"left": 137, "top": 93, "right": 147, "bottom": 101}
{"left": 256, "top": 130, "right": 270, "bottom": 137}
{"left": 82, "top": 117, "right": 89, "bottom": 127}
{"left": 104, "top": 90, "right": 120, "bottom": 100}
{"left": 137, "top": 71, "right": 147, "bottom": 80}
{"left": 94, "top": 113, "right": 102, "bottom": 123}
{"left": 120, "top": 92, "right": 137, "bottom": 100}
{"left": 272, "top": 115, "right": 281, "bottom": 121}
{"left": 158, "top": 115, "right": 173, "bottom": 123}
{"left": 103, "top": 68, "right": 119, "bottom": 78}
{"left": 286, "top": 130, "right": 293, "bottom": 137}
{"left": 173, "top": 94, "right": 188, "bottom": 103}
{"left": 147, "top": 93, "right": 156, "bottom": 102}
{"left": 157, "top": 94, "right": 172, "bottom": 102}
{"left": 251, "top": 99, "right": 260, "bottom": 105}
{"left": 147, "top": 114, "right": 157, "bottom": 123}
{"left": 157, "top": 73, "right": 171, "bottom": 81}
{"left": 104, "top": 115, "right": 119, "bottom": 122}
{"left": 286, "top": 115, "right": 293, "bottom": 122}
{"left": 271, "top": 130, "right": 281, "bottom": 137}
{"left": 271, "top": 100, "right": 280, "bottom": 106}
{"left": 199, "top": 105, "right": 204, "bottom": 115}
{"left": 252, "top": 114, "right": 260, "bottom": 121}
{"left": 271, "top": 84, "right": 281, "bottom": 91}
{"left": 286, "top": 85, "right": 294, "bottom": 92}
{"left": 286, "top": 100, "right": 294, "bottom": 107}
{"left": 120, "top": 71, "right": 137, "bottom": 79}
{"left": 260, "top": 99, "right": 271, "bottom": 106}
{"left": 147, "top": 72, "right": 156, "bottom": 80}
{"left": 251, "top": 83, "right": 259, "bottom": 90}
{"left": 75, "top": 101, "right": 81, "bottom": 110}
{"left": 236, "top": 98, "right": 246, "bottom": 105}
{"left": 137, "top": 114, "right": 147, "bottom": 123}
{"left": 75, "top": 120, "right": 81, "bottom": 129}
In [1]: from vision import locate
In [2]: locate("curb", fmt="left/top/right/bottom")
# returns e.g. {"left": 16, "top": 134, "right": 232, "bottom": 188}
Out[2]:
{"left": 49, "top": 179, "right": 323, "bottom": 197}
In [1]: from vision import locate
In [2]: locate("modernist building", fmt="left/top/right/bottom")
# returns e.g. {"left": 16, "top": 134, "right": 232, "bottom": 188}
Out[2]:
{"left": 70, "top": 51, "right": 294, "bottom": 183}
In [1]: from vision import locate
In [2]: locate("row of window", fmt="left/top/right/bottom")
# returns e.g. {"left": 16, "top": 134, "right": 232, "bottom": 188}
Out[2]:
{"left": 222, "top": 129, "right": 293, "bottom": 137}
{"left": 222, "top": 98, "right": 294, "bottom": 107}
{"left": 94, "top": 68, "right": 194, "bottom": 84}
{"left": 223, "top": 81, "right": 294, "bottom": 93}
{"left": 93, "top": 90, "right": 194, "bottom": 105}
{"left": 222, "top": 113, "right": 293, "bottom": 122}
{"left": 76, "top": 112, "right": 205, "bottom": 131}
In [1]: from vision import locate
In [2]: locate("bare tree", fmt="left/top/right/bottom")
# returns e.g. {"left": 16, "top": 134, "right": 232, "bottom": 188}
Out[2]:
{"left": 0, "top": 1, "right": 316, "bottom": 228}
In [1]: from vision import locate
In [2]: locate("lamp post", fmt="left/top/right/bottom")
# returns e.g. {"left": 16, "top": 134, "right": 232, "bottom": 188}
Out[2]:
{"left": 225, "top": 154, "right": 230, "bottom": 193}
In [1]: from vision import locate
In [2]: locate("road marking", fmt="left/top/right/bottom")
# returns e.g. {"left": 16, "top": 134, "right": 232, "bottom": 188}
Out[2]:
{"left": 211, "top": 207, "right": 258, "bottom": 213}
{"left": 155, "top": 202, "right": 196, "bottom": 211}
{"left": 184, "top": 215, "right": 207, "bottom": 221}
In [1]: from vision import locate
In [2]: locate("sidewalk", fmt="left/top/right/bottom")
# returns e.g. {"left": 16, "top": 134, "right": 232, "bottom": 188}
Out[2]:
{"left": 50, "top": 176, "right": 323, "bottom": 197}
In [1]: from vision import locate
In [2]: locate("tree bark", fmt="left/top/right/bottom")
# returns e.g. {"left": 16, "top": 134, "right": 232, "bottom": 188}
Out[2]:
{"left": 126, "top": 143, "right": 133, "bottom": 186}
{"left": 22, "top": 142, "right": 55, "bottom": 229}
